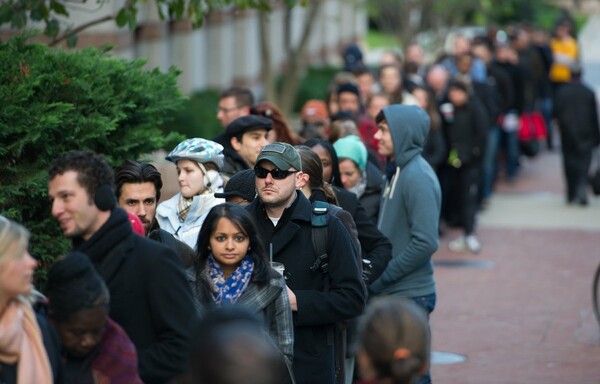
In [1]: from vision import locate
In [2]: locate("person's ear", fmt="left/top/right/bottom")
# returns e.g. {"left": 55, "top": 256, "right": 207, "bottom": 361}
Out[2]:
{"left": 231, "top": 136, "right": 242, "bottom": 151}
{"left": 296, "top": 172, "right": 309, "bottom": 189}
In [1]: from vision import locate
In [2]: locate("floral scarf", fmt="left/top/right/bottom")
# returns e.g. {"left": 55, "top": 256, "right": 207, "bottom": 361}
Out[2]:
{"left": 207, "top": 254, "right": 254, "bottom": 305}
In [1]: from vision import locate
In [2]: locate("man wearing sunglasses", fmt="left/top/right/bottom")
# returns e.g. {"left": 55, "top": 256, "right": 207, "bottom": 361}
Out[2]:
{"left": 246, "top": 142, "right": 367, "bottom": 384}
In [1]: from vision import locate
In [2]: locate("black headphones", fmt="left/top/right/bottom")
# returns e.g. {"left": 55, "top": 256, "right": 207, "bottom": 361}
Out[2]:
{"left": 94, "top": 185, "right": 116, "bottom": 211}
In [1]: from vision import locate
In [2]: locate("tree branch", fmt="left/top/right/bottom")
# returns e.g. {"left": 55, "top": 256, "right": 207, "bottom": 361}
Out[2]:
{"left": 49, "top": 14, "right": 114, "bottom": 46}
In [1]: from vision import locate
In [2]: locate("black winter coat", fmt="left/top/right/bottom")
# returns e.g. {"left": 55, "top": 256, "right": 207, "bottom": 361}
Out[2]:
{"left": 554, "top": 81, "right": 600, "bottom": 151}
{"left": 72, "top": 208, "right": 196, "bottom": 384}
{"left": 446, "top": 98, "right": 489, "bottom": 166}
{"left": 333, "top": 187, "right": 392, "bottom": 284}
{"left": 359, "top": 162, "right": 385, "bottom": 224}
{"left": 246, "top": 192, "right": 366, "bottom": 384}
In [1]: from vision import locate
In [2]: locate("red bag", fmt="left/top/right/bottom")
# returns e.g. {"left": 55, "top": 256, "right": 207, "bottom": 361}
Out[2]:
{"left": 518, "top": 112, "right": 547, "bottom": 141}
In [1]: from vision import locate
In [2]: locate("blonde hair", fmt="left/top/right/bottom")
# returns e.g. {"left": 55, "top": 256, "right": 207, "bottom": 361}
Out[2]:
{"left": 0, "top": 215, "right": 30, "bottom": 265}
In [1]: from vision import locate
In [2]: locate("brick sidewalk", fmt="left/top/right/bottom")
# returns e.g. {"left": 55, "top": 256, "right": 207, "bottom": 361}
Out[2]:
{"left": 430, "top": 149, "right": 600, "bottom": 383}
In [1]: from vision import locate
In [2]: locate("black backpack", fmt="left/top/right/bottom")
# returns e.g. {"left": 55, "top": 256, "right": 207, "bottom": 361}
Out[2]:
{"left": 309, "top": 200, "right": 370, "bottom": 384}
{"left": 309, "top": 200, "right": 371, "bottom": 283}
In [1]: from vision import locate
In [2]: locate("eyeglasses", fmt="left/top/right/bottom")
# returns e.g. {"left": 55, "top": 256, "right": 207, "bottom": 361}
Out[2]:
{"left": 217, "top": 106, "right": 240, "bottom": 114}
{"left": 254, "top": 167, "right": 298, "bottom": 180}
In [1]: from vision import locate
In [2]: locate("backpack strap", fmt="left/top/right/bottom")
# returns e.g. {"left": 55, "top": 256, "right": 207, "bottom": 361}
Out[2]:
{"left": 310, "top": 201, "right": 330, "bottom": 276}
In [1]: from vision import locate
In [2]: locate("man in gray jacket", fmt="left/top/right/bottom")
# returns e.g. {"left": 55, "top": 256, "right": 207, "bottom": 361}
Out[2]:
{"left": 371, "top": 104, "right": 441, "bottom": 383}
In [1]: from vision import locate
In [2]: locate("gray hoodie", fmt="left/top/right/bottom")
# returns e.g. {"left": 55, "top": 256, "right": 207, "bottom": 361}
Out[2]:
{"left": 369, "top": 105, "right": 441, "bottom": 298}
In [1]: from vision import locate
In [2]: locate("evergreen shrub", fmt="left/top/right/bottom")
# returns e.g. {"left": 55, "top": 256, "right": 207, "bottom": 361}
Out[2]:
{"left": 0, "top": 36, "right": 186, "bottom": 283}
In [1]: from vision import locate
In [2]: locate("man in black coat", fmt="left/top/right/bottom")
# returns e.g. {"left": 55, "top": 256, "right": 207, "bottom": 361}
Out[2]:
{"left": 246, "top": 142, "right": 366, "bottom": 384}
{"left": 48, "top": 151, "right": 196, "bottom": 384}
{"left": 553, "top": 66, "right": 600, "bottom": 205}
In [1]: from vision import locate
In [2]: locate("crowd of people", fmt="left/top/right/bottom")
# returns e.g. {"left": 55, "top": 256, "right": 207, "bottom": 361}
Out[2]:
{"left": 1, "top": 15, "right": 598, "bottom": 384}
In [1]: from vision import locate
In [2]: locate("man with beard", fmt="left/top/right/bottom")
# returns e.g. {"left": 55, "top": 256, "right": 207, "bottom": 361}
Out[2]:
{"left": 114, "top": 159, "right": 195, "bottom": 266}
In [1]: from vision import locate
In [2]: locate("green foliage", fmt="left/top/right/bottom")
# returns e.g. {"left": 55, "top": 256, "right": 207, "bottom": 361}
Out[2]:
{"left": 292, "top": 66, "right": 341, "bottom": 113}
{"left": 0, "top": 35, "right": 186, "bottom": 283}
{"left": 0, "top": 0, "right": 306, "bottom": 46}
{"left": 161, "top": 89, "right": 222, "bottom": 141}
{"left": 366, "top": 30, "right": 401, "bottom": 49}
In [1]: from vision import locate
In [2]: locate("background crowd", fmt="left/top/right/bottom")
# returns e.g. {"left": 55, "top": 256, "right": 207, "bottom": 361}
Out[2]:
{"left": 1, "top": 14, "right": 599, "bottom": 384}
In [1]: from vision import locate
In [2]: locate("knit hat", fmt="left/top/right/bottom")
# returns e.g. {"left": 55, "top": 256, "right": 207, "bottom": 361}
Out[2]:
{"left": 255, "top": 142, "right": 302, "bottom": 171}
{"left": 333, "top": 135, "right": 368, "bottom": 171}
{"left": 343, "top": 43, "right": 364, "bottom": 71}
{"left": 337, "top": 82, "right": 360, "bottom": 97}
{"left": 301, "top": 100, "right": 329, "bottom": 123}
{"left": 447, "top": 78, "right": 469, "bottom": 93}
{"left": 214, "top": 169, "right": 256, "bottom": 202}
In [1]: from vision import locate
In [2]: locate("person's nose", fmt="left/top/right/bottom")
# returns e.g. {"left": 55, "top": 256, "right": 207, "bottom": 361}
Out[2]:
{"left": 374, "top": 130, "right": 381, "bottom": 140}
{"left": 264, "top": 172, "right": 275, "bottom": 185}
{"left": 137, "top": 205, "right": 146, "bottom": 217}
{"left": 80, "top": 334, "right": 96, "bottom": 349}
{"left": 225, "top": 238, "right": 235, "bottom": 250}
{"left": 51, "top": 199, "right": 62, "bottom": 218}
{"left": 341, "top": 175, "right": 349, "bottom": 187}
{"left": 26, "top": 252, "right": 37, "bottom": 270}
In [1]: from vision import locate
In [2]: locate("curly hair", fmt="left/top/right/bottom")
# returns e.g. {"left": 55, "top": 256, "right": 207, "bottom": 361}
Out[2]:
{"left": 48, "top": 151, "right": 114, "bottom": 201}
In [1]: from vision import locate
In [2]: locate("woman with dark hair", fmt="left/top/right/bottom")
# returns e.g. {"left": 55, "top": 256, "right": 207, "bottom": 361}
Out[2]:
{"left": 356, "top": 296, "right": 430, "bottom": 384}
{"left": 46, "top": 252, "right": 142, "bottom": 383}
{"left": 189, "top": 306, "right": 289, "bottom": 384}
{"left": 411, "top": 85, "right": 447, "bottom": 172}
{"left": 304, "top": 139, "right": 392, "bottom": 284}
{"left": 304, "top": 138, "right": 344, "bottom": 189}
{"left": 251, "top": 102, "right": 304, "bottom": 145}
{"left": 295, "top": 146, "right": 338, "bottom": 205}
{"left": 191, "top": 203, "right": 294, "bottom": 368}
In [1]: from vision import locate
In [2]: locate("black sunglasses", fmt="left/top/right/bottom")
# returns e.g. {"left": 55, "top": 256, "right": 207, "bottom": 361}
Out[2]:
{"left": 254, "top": 167, "right": 298, "bottom": 180}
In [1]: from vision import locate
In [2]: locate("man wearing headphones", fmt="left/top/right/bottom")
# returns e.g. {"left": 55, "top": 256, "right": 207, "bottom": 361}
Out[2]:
{"left": 48, "top": 150, "right": 196, "bottom": 384}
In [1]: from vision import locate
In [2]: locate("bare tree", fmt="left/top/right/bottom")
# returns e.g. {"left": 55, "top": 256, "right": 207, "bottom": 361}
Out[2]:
{"left": 259, "top": 0, "right": 323, "bottom": 115}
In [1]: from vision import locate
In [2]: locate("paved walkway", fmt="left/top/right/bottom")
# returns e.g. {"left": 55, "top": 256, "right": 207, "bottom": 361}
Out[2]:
{"left": 430, "top": 15, "right": 600, "bottom": 381}
{"left": 430, "top": 148, "right": 600, "bottom": 384}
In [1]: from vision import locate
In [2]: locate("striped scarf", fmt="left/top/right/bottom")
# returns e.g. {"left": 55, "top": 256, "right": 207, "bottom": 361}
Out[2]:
{"left": 177, "top": 195, "right": 194, "bottom": 223}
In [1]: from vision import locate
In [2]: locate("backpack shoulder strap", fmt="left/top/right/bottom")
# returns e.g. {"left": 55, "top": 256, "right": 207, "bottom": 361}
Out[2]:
{"left": 310, "top": 201, "right": 330, "bottom": 275}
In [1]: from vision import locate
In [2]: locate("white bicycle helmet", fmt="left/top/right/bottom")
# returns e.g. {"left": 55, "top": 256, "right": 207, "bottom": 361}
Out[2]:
{"left": 166, "top": 138, "right": 224, "bottom": 170}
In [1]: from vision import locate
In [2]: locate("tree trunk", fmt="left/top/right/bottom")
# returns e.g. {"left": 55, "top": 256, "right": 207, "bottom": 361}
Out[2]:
{"left": 277, "top": 0, "right": 323, "bottom": 115}
{"left": 259, "top": 10, "right": 275, "bottom": 102}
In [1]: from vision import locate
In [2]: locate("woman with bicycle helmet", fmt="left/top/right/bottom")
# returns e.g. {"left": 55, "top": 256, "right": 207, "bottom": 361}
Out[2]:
{"left": 156, "top": 138, "right": 226, "bottom": 250}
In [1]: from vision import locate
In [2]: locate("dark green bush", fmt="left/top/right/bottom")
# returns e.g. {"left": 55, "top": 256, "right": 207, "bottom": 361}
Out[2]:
{"left": 0, "top": 35, "right": 186, "bottom": 283}
{"left": 292, "top": 66, "right": 341, "bottom": 112}
{"left": 161, "top": 88, "right": 222, "bottom": 140}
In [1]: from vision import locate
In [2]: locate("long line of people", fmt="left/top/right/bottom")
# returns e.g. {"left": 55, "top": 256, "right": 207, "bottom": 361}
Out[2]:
{"left": 2, "top": 17, "right": 593, "bottom": 384}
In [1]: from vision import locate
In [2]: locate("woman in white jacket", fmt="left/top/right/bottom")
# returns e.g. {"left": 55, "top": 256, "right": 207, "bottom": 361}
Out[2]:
{"left": 156, "top": 138, "right": 226, "bottom": 250}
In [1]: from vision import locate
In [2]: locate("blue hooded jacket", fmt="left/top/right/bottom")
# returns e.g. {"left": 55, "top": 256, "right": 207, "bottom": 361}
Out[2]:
{"left": 369, "top": 105, "right": 441, "bottom": 298}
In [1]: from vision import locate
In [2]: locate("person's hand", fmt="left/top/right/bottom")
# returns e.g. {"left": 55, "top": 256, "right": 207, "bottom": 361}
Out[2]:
{"left": 286, "top": 286, "right": 297, "bottom": 311}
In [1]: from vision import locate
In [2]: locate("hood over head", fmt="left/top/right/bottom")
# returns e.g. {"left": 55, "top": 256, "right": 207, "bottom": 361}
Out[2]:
{"left": 381, "top": 104, "right": 429, "bottom": 168}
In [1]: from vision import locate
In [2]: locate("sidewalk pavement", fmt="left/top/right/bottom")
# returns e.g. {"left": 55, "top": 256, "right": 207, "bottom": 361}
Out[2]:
{"left": 430, "top": 148, "right": 600, "bottom": 384}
